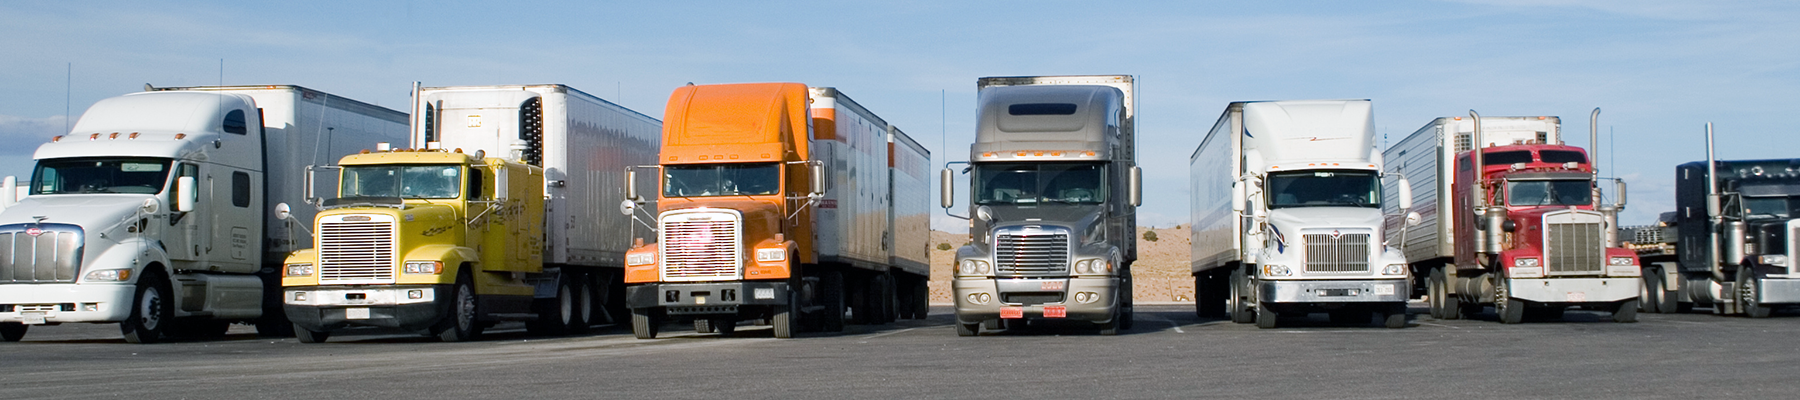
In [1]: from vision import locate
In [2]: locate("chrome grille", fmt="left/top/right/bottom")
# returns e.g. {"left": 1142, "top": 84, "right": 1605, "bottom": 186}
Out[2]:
{"left": 995, "top": 230, "right": 1069, "bottom": 276}
{"left": 0, "top": 224, "right": 84, "bottom": 284}
{"left": 318, "top": 218, "right": 396, "bottom": 283}
{"left": 1547, "top": 222, "right": 1605, "bottom": 274}
{"left": 660, "top": 211, "right": 741, "bottom": 281}
{"left": 1303, "top": 233, "right": 1369, "bottom": 272}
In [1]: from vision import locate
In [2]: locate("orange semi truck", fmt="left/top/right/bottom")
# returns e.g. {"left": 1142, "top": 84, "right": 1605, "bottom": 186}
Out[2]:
{"left": 622, "top": 83, "right": 931, "bottom": 338}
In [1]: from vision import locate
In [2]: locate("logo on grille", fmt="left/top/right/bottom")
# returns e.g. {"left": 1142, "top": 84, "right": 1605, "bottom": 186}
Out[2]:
{"left": 343, "top": 216, "right": 372, "bottom": 222}
{"left": 1330, "top": 230, "right": 1342, "bottom": 239}
{"left": 24, "top": 227, "right": 42, "bottom": 236}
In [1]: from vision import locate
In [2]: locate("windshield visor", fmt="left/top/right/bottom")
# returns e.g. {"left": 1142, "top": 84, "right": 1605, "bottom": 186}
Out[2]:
{"left": 663, "top": 163, "right": 780, "bottom": 197}
{"left": 30, "top": 158, "right": 173, "bottom": 195}
{"left": 1743, "top": 196, "right": 1794, "bottom": 220}
{"left": 340, "top": 165, "right": 463, "bottom": 199}
{"left": 1505, "top": 179, "right": 1592, "bottom": 206}
{"left": 1266, "top": 170, "right": 1380, "bottom": 209}
{"left": 973, "top": 162, "right": 1106, "bottom": 205}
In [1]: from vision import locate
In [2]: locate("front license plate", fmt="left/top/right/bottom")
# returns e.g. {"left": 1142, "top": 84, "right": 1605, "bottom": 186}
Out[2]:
{"left": 1043, "top": 306, "right": 1067, "bottom": 318}
{"left": 1319, "top": 288, "right": 1361, "bottom": 297}
{"left": 1040, "top": 281, "right": 1064, "bottom": 291}
{"left": 345, "top": 307, "right": 370, "bottom": 320}
{"left": 1000, "top": 306, "right": 1024, "bottom": 319}
{"left": 21, "top": 312, "right": 46, "bottom": 325}
{"left": 1566, "top": 292, "right": 1586, "bottom": 302}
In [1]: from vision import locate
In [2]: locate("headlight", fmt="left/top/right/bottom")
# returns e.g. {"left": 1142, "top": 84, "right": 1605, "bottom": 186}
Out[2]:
{"left": 959, "top": 259, "right": 991, "bottom": 275}
{"left": 1262, "top": 264, "right": 1291, "bottom": 276}
{"left": 402, "top": 261, "right": 442, "bottom": 274}
{"left": 1074, "top": 259, "right": 1109, "bottom": 274}
{"left": 626, "top": 252, "right": 655, "bottom": 266}
{"left": 85, "top": 269, "right": 132, "bottom": 282}
{"left": 1609, "top": 256, "right": 1635, "bottom": 266}
{"left": 283, "top": 263, "right": 313, "bottom": 277}
{"left": 756, "top": 248, "right": 786, "bottom": 262}
{"left": 1514, "top": 258, "right": 1540, "bottom": 268}
{"left": 1383, "top": 264, "right": 1406, "bottom": 275}
{"left": 1760, "top": 254, "right": 1789, "bottom": 266}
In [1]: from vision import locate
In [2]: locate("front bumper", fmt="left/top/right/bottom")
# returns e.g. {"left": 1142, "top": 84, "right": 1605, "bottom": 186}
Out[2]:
{"left": 282, "top": 285, "right": 448, "bottom": 332}
{"left": 626, "top": 281, "right": 791, "bottom": 316}
{"left": 1259, "top": 278, "right": 1410, "bottom": 304}
{"left": 953, "top": 277, "right": 1120, "bottom": 324}
{"left": 1756, "top": 277, "right": 1800, "bottom": 304}
{"left": 0, "top": 283, "right": 135, "bottom": 324}
{"left": 1506, "top": 277, "right": 1639, "bottom": 304}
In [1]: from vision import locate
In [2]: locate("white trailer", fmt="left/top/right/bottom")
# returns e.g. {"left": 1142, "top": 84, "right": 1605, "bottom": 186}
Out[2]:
{"left": 0, "top": 85, "right": 406, "bottom": 343}
{"left": 413, "top": 84, "right": 661, "bottom": 328}
{"left": 1189, "top": 99, "right": 1415, "bottom": 329}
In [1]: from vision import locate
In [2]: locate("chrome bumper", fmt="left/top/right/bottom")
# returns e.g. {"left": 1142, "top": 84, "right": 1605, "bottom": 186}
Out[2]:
{"left": 1258, "top": 278, "right": 1410, "bottom": 303}
{"left": 1507, "top": 277, "right": 1639, "bottom": 304}
{"left": 953, "top": 276, "right": 1120, "bottom": 323}
{"left": 0, "top": 283, "right": 135, "bottom": 324}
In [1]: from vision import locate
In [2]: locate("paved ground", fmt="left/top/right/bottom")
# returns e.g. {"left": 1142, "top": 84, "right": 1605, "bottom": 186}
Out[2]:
{"left": 2, "top": 302, "right": 1797, "bottom": 399}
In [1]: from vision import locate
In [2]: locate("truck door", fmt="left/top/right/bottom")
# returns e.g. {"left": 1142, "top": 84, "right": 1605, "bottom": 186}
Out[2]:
{"left": 165, "top": 163, "right": 210, "bottom": 267}
{"left": 208, "top": 169, "right": 258, "bottom": 272}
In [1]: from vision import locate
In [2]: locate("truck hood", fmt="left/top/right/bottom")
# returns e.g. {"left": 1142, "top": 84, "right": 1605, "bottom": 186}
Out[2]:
{"left": 0, "top": 194, "right": 152, "bottom": 229}
{"left": 658, "top": 198, "right": 783, "bottom": 239}
{"left": 1266, "top": 207, "right": 1385, "bottom": 231}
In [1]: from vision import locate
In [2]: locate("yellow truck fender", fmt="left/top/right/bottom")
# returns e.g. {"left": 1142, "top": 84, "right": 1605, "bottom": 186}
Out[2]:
{"left": 403, "top": 244, "right": 481, "bottom": 278}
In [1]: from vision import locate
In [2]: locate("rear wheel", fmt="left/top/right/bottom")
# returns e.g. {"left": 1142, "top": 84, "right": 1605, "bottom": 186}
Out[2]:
{"left": 911, "top": 278, "right": 930, "bottom": 319}
{"left": 1640, "top": 267, "right": 1664, "bottom": 313}
{"left": 630, "top": 308, "right": 659, "bottom": 339}
{"left": 1, "top": 322, "right": 26, "bottom": 342}
{"left": 293, "top": 323, "right": 330, "bottom": 343}
{"left": 122, "top": 271, "right": 173, "bottom": 344}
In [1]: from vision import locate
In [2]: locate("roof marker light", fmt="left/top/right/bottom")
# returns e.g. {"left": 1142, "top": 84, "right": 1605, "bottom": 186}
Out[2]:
{"left": 109, "top": 132, "right": 120, "bottom": 140}
{"left": 175, "top": 133, "right": 186, "bottom": 139}
{"left": 89, "top": 133, "right": 100, "bottom": 140}
{"left": 129, "top": 132, "right": 140, "bottom": 139}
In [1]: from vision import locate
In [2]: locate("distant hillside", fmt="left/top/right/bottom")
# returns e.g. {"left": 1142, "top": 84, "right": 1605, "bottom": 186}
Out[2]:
{"left": 928, "top": 225, "right": 1192, "bottom": 304}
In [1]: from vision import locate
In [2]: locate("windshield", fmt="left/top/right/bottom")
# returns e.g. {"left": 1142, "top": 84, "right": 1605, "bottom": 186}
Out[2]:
{"left": 1506, "top": 179, "right": 1592, "bottom": 206}
{"left": 30, "top": 158, "right": 173, "bottom": 195}
{"left": 973, "top": 162, "right": 1106, "bottom": 205}
{"left": 1743, "top": 196, "right": 1793, "bottom": 220}
{"left": 664, "top": 163, "right": 780, "bottom": 197}
{"left": 1266, "top": 170, "right": 1380, "bottom": 209}
{"left": 340, "top": 164, "right": 463, "bottom": 199}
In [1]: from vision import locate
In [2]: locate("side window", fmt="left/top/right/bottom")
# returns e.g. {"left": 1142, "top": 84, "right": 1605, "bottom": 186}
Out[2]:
{"left": 224, "top": 110, "right": 247, "bottom": 135}
{"left": 232, "top": 171, "right": 251, "bottom": 207}
{"left": 467, "top": 168, "right": 485, "bottom": 199}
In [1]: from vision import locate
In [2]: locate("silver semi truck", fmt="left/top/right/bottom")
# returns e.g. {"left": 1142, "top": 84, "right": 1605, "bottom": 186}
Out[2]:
{"left": 943, "top": 75, "right": 1141, "bottom": 336}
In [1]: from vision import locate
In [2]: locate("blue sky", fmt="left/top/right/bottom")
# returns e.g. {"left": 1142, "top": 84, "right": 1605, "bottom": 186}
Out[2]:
{"left": 2, "top": 1, "right": 1797, "bottom": 231}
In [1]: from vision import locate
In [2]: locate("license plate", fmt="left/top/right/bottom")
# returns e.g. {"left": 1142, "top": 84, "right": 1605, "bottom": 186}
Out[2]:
{"left": 1043, "top": 306, "right": 1067, "bottom": 318}
{"left": 1373, "top": 285, "right": 1395, "bottom": 296}
{"left": 1040, "top": 281, "right": 1065, "bottom": 291}
{"left": 1566, "top": 292, "right": 1586, "bottom": 302}
{"left": 1319, "top": 288, "right": 1361, "bottom": 297}
{"left": 345, "top": 307, "right": 370, "bottom": 320}
{"left": 21, "top": 312, "right": 46, "bottom": 325}
{"left": 1000, "top": 306, "right": 1024, "bottom": 319}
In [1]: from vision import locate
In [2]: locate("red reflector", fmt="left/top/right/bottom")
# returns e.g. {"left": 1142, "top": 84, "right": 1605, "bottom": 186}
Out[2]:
{"left": 1044, "top": 306, "right": 1066, "bottom": 318}
{"left": 1000, "top": 307, "right": 1023, "bottom": 319}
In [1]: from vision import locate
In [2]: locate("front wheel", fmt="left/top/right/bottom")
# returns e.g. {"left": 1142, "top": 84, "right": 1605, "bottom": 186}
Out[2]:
{"left": 1612, "top": 300, "right": 1640, "bottom": 323}
{"left": 0, "top": 322, "right": 25, "bottom": 342}
{"left": 772, "top": 289, "right": 798, "bottom": 339}
{"left": 630, "top": 308, "right": 659, "bottom": 339}
{"left": 1740, "top": 267, "right": 1772, "bottom": 318}
{"left": 1495, "top": 277, "right": 1525, "bottom": 324}
{"left": 1380, "top": 303, "right": 1408, "bottom": 329}
{"left": 955, "top": 321, "right": 979, "bottom": 337}
{"left": 1255, "top": 305, "right": 1280, "bottom": 329}
{"left": 121, "top": 272, "right": 173, "bottom": 344}
{"left": 434, "top": 275, "right": 482, "bottom": 342}
{"left": 294, "top": 323, "right": 330, "bottom": 343}
{"left": 1229, "top": 268, "right": 1253, "bottom": 324}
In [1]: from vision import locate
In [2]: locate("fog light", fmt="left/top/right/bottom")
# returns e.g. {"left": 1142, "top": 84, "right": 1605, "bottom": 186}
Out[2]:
{"left": 754, "top": 288, "right": 775, "bottom": 299}
{"left": 293, "top": 292, "right": 308, "bottom": 302}
{"left": 81, "top": 303, "right": 98, "bottom": 312}
{"left": 408, "top": 289, "right": 424, "bottom": 300}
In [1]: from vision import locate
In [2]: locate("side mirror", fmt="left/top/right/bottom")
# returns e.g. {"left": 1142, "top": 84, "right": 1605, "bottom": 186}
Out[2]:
{"left": 176, "top": 176, "right": 196, "bottom": 212}
{"left": 1230, "top": 182, "right": 1246, "bottom": 213}
{"left": 810, "top": 162, "right": 825, "bottom": 197}
{"left": 1128, "top": 166, "right": 1142, "bottom": 207}
{"left": 976, "top": 205, "right": 993, "bottom": 222}
{"left": 303, "top": 166, "right": 316, "bottom": 204}
{"left": 493, "top": 166, "right": 509, "bottom": 202}
{"left": 1614, "top": 178, "right": 1627, "bottom": 207}
{"left": 619, "top": 199, "right": 636, "bottom": 216}
{"left": 624, "top": 167, "right": 638, "bottom": 201}
{"left": 1, "top": 176, "right": 16, "bottom": 207}
{"left": 1397, "top": 178, "right": 1413, "bottom": 211}
{"left": 1406, "top": 211, "right": 1422, "bottom": 227}
{"left": 274, "top": 202, "right": 292, "bottom": 221}
{"left": 939, "top": 168, "right": 955, "bottom": 209}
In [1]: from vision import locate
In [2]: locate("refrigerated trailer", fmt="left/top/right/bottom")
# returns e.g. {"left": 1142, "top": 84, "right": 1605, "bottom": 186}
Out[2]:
{"left": 0, "top": 85, "right": 407, "bottom": 343}
{"left": 1190, "top": 99, "right": 1415, "bottom": 329}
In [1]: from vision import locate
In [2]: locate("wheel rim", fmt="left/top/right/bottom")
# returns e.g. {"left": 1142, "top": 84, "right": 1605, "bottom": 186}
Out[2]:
{"left": 558, "top": 284, "right": 574, "bottom": 325}
{"left": 139, "top": 286, "right": 162, "bottom": 331}
{"left": 577, "top": 285, "right": 594, "bottom": 324}
{"left": 1740, "top": 273, "right": 1758, "bottom": 309}
{"left": 1494, "top": 276, "right": 1511, "bottom": 316}
{"left": 456, "top": 287, "right": 475, "bottom": 332}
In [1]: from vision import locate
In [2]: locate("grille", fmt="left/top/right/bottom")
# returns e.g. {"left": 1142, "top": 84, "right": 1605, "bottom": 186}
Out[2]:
{"left": 660, "top": 212, "right": 741, "bottom": 281}
{"left": 0, "top": 224, "right": 84, "bottom": 284}
{"left": 318, "top": 218, "right": 396, "bottom": 283}
{"left": 1547, "top": 222, "right": 1605, "bottom": 274}
{"left": 994, "top": 230, "right": 1069, "bottom": 276}
{"left": 1303, "top": 233, "right": 1370, "bottom": 272}
{"left": 1002, "top": 292, "right": 1064, "bottom": 305}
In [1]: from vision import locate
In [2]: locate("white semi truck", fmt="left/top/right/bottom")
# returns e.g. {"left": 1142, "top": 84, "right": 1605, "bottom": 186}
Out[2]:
{"left": 0, "top": 85, "right": 407, "bottom": 343}
{"left": 1190, "top": 99, "right": 1416, "bottom": 329}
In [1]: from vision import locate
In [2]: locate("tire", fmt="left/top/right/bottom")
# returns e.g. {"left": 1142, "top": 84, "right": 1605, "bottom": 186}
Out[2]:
{"left": 1118, "top": 268, "right": 1134, "bottom": 330}
{"left": 1255, "top": 304, "right": 1280, "bottom": 329}
{"left": 529, "top": 277, "right": 581, "bottom": 336}
{"left": 1229, "top": 268, "right": 1254, "bottom": 324}
{"left": 694, "top": 318, "right": 716, "bottom": 334}
{"left": 1495, "top": 276, "right": 1525, "bottom": 324}
{"left": 773, "top": 289, "right": 798, "bottom": 339}
{"left": 911, "top": 278, "right": 930, "bottom": 319}
{"left": 0, "top": 322, "right": 25, "bottom": 342}
{"left": 570, "top": 276, "right": 594, "bottom": 334}
{"left": 955, "top": 321, "right": 979, "bottom": 337}
{"left": 820, "top": 271, "right": 845, "bottom": 332}
{"left": 1426, "top": 269, "right": 1444, "bottom": 319}
{"left": 434, "top": 274, "right": 481, "bottom": 342}
{"left": 1097, "top": 304, "right": 1121, "bottom": 336}
{"left": 1660, "top": 268, "right": 1685, "bottom": 314}
{"left": 1640, "top": 268, "right": 1664, "bottom": 314}
{"left": 1381, "top": 303, "right": 1408, "bottom": 329}
{"left": 121, "top": 271, "right": 173, "bottom": 344}
{"left": 1739, "top": 266, "right": 1772, "bottom": 318}
{"left": 1612, "top": 300, "right": 1640, "bottom": 323}
{"left": 293, "top": 323, "right": 330, "bottom": 343}
{"left": 877, "top": 273, "right": 897, "bottom": 324}
{"left": 630, "top": 308, "right": 659, "bottom": 339}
